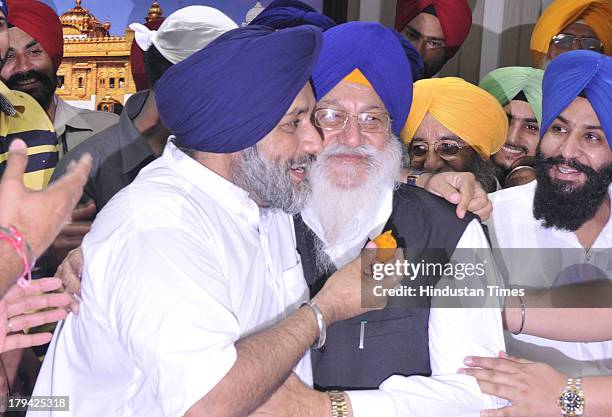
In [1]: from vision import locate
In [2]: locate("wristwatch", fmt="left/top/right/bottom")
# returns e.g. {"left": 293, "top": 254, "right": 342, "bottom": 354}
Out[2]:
{"left": 328, "top": 390, "right": 348, "bottom": 417}
{"left": 558, "top": 377, "right": 585, "bottom": 417}
{"left": 406, "top": 170, "right": 423, "bottom": 187}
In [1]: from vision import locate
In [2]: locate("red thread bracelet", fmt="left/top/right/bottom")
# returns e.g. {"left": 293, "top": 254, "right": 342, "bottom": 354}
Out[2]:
{"left": 0, "top": 225, "right": 34, "bottom": 287}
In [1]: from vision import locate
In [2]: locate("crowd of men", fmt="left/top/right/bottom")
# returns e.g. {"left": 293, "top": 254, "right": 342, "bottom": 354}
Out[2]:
{"left": 0, "top": 0, "right": 611, "bottom": 416}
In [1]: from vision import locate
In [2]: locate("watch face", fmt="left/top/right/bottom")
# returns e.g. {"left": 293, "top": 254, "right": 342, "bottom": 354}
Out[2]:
{"left": 561, "top": 392, "right": 584, "bottom": 413}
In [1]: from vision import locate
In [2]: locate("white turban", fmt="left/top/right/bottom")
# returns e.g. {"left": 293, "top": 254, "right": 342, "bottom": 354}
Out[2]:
{"left": 129, "top": 6, "right": 238, "bottom": 64}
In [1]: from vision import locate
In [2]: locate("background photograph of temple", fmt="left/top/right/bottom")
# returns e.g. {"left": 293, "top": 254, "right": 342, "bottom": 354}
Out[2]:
{"left": 56, "top": 0, "right": 164, "bottom": 114}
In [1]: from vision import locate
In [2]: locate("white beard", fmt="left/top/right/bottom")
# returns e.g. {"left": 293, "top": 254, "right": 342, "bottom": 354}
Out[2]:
{"left": 305, "top": 135, "right": 403, "bottom": 270}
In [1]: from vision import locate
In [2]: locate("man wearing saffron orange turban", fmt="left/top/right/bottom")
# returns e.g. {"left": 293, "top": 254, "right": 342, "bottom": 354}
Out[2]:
{"left": 395, "top": 0, "right": 472, "bottom": 78}
{"left": 530, "top": 0, "right": 612, "bottom": 68}
{"left": 402, "top": 77, "right": 508, "bottom": 193}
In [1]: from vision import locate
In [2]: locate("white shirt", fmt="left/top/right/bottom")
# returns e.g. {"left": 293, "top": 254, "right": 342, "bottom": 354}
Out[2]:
{"left": 31, "top": 141, "right": 311, "bottom": 417}
{"left": 303, "top": 187, "right": 507, "bottom": 417}
{"left": 487, "top": 181, "right": 612, "bottom": 376}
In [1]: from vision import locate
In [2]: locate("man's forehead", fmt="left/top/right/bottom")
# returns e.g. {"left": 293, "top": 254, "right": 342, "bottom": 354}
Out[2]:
{"left": 558, "top": 97, "right": 601, "bottom": 127}
{"left": 505, "top": 100, "right": 537, "bottom": 120}
{"left": 7, "top": 26, "right": 36, "bottom": 46}
{"left": 318, "top": 80, "right": 387, "bottom": 111}
{"left": 408, "top": 12, "right": 444, "bottom": 40}
{"left": 559, "top": 21, "right": 599, "bottom": 39}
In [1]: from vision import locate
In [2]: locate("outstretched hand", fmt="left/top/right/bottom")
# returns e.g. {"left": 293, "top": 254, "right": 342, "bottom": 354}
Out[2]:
{"left": 460, "top": 352, "right": 566, "bottom": 417}
{"left": 0, "top": 277, "right": 73, "bottom": 353}
{"left": 0, "top": 139, "right": 92, "bottom": 259}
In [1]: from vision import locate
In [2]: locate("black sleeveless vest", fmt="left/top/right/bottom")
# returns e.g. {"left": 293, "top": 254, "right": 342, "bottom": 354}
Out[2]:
{"left": 294, "top": 184, "right": 477, "bottom": 390}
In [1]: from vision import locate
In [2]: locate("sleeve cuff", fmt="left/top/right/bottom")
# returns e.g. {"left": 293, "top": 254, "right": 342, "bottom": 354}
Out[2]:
{"left": 346, "top": 389, "right": 396, "bottom": 417}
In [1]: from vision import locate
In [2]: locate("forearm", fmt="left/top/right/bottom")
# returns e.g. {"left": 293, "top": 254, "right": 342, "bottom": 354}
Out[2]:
{"left": 0, "top": 240, "right": 24, "bottom": 295}
{"left": 185, "top": 306, "right": 320, "bottom": 417}
{"left": 504, "top": 285, "right": 612, "bottom": 341}
{"left": 583, "top": 376, "right": 612, "bottom": 417}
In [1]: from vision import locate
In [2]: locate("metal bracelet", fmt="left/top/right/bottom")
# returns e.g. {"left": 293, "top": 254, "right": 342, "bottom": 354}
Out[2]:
{"left": 301, "top": 301, "right": 326, "bottom": 349}
{"left": 512, "top": 294, "right": 526, "bottom": 335}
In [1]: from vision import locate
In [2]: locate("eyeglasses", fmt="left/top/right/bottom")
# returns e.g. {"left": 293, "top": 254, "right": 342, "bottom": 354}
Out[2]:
{"left": 313, "top": 108, "right": 392, "bottom": 133}
{"left": 402, "top": 26, "right": 446, "bottom": 50}
{"left": 409, "top": 139, "right": 469, "bottom": 161}
{"left": 551, "top": 34, "right": 603, "bottom": 52}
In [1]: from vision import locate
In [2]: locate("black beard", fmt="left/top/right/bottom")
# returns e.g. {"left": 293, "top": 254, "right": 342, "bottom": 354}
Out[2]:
{"left": 533, "top": 151, "right": 612, "bottom": 231}
{"left": 466, "top": 154, "right": 498, "bottom": 193}
{"left": 3, "top": 70, "right": 57, "bottom": 110}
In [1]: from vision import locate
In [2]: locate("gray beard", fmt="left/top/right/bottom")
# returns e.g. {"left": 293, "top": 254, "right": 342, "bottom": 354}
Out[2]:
{"left": 232, "top": 145, "right": 313, "bottom": 215}
{"left": 306, "top": 135, "right": 403, "bottom": 272}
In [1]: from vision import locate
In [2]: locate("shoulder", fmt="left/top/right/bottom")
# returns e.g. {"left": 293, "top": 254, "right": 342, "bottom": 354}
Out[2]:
{"left": 74, "top": 108, "right": 119, "bottom": 131}
{"left": 393, "top": 183, "right": 476, "bottom": 225}
{"left": 51, "top": 123, "right": 121, "bottom": 181}
{"left": 4, "top": 91, "right": 54, "bottom": 134}
{"left": 488, "top": 181, "right": 535, "bottom": 216}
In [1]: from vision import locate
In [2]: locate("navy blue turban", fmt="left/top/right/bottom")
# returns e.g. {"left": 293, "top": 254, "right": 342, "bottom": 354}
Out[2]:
{"left": 250, "top": 0, "right": 336, "bottom": 31}
{"left": 155, "top": 25, "right": 322, "bottom": 153}
{"left": 311, "top": 22, "right": 414, "bottom": 135}
{"left": 541, "top": 50, "right": 612, "bottom": 146}
{"left": 392, "top": 29, "right": 425, "bottom": 81}
{"left": 0, "top": 0, "right": 8, "bottom": 18}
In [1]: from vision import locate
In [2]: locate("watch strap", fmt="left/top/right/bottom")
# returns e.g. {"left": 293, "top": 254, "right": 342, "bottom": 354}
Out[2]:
{"left": 328, "top": 390, "right": 348, "bottom": 417}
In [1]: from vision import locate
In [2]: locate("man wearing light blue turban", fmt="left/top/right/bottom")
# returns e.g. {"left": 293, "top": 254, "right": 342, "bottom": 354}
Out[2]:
{"left": 32, "top": 25, "right": 380, "bottom": 417}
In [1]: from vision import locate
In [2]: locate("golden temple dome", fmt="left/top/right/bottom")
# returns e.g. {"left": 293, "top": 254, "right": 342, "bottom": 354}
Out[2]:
{"left": 60, "top": 0, "right": 110, "bottom": 38}
{"left": 146, "top": 1, "right": 164, "bottom": 23}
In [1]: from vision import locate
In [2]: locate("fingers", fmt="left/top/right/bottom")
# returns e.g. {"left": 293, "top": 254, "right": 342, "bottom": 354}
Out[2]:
{"left": 7, "top": 292, "right": 73, "bottom": 317}
{"left": 469, "top": 199, "right": 493, "bottom": 222}
{"left": 55, "top": 248, "right": 83, "bottom": 300}
{"left": 481, "top": 405, "right": 519, "bottom": 417}
{"left": 454, "top": 175, "right": 475, "bottom": 220}
{"left": 460, "top": 367, "right": 513, "bottom": 386}
{"left": 2, "top": 139, "right": 28, "bottom": 183}
{"left": 7, "top": 307, "right": 68, "bottom": 333}
{"left": 464, "top": 356, "right": 522, "bottom": 373}
{"left": 471, "top": 379, "right": 518, "bottom": 400}
{"left": 57, "top": 223, "right": 91, "bottom": 238}
{"left": 71, "top": 201, "right": 96, "bottom": 222}
{"left": 2, "top": 332, "right": 54, "bottom": 353}
{"left": 425, "top": 174, "right": 461, "bottom": 204}
{"left": 3, "top": 277, "right": 63, "bottom": 303}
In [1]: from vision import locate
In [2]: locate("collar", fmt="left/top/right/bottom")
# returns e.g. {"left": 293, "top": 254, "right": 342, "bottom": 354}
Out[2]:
{"left": 53, "top": 96, "right": 94, "bottom": 136}
{"left": 0, "top": 82, "right": 27, "bottom": 115}
{"left": 162, "top": 139, "right": 261, "bottom": 227}
{"left": 301, "top": 185, "right": 395, "bottom": 268}
{"left": 118, "top": 91, "right": 155, "bottom": 175}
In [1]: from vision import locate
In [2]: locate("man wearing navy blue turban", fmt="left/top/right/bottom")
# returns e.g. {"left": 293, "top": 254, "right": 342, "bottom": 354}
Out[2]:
{"left": 470, "top": 51, "right": 612, "bottom": 412}
{"left": 254, "top": 21, "right": 507, "bottom": 417}
{"left": 250, "top": 0, "right": 336, "bottom": 31}
{"left": 31, "top": 25, "right": 379, "bottom": 417}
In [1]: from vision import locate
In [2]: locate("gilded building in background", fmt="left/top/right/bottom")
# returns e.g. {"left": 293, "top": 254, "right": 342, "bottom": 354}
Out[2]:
{"left": 56, "top": 0, "right": 163, "bottom": 113}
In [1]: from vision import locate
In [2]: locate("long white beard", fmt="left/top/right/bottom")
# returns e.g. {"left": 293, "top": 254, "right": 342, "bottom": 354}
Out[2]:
{"left": 306, "top": 135, "right": 403, "bottom": 250}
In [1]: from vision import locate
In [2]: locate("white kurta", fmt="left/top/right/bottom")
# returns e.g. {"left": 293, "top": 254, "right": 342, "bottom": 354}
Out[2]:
{"left": 302, "top": 189, "right": 507, "bottom": 417}
{"left": 30, "top": 141, "right": 311, "bottom": 417}
{"left": 487, "top": 181, "right": 612, "bottom": 377}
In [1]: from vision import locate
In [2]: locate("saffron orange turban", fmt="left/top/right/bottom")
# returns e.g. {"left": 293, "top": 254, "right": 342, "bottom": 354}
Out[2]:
{"left": 395, "top": 0, "right": 472, "bottom": 60}
{"left": 401, "top": 77, "right": 508, "bottom": 159}
{"left": 530, "top": 0, "right": 612, "bottom": 65}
